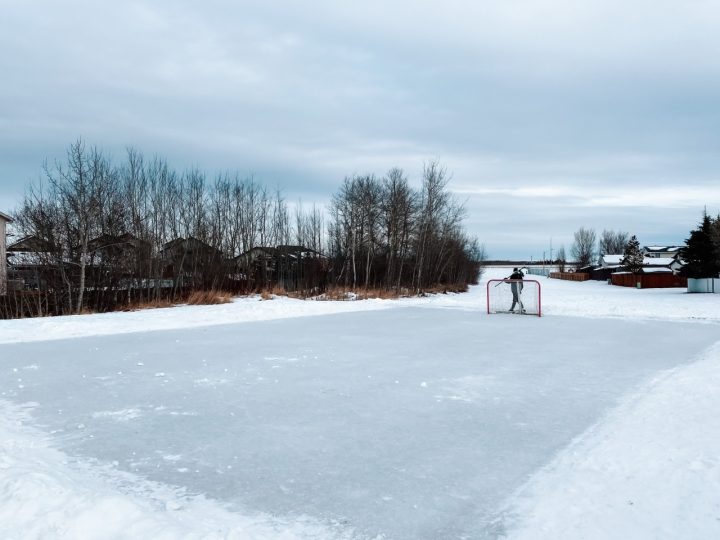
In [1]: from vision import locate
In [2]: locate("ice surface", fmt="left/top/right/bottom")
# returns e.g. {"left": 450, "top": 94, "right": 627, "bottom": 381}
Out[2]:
{"left": 2, "top": 304, "right": 719, "bottom": 539}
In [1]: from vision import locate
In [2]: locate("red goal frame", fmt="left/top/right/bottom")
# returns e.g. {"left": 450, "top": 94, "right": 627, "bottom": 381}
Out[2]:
{"left": 486, "top": 279, "right": 542, "bottom": 317}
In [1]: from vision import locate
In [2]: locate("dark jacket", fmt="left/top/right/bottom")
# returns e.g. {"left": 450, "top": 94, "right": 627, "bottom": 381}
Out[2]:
{"left": 510, "top": 270, "right": 524, "bottom": 293}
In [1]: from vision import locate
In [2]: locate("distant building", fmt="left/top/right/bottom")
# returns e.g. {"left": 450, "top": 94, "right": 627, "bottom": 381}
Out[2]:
{"left": 642, "top": 245, "right": 684, "bottom": 274}
{"left": 598, "top": 254, "right": 624, "bottom": 270}
{"left": 6, "top": 235, "right": 57, "bottom": 290}
{"left": 234, "top": 245, "right": 325, "bottom": 291}
{"left": 87, "top": 233, "right": 152, "bottom": 276}
{"left": 643, "top": 245, "right": 683, "bottom": 259}
{"left": 0, "top": 211, "right": 13, "bottom": 295}
{"left": 160, "top": 237, "right": 225, "bottom": 287}
{"left": 598, "top": 249, "right": 685, "bottom": 276}
{"left": 641, "top": 256, "right": 684, "bottom": 274}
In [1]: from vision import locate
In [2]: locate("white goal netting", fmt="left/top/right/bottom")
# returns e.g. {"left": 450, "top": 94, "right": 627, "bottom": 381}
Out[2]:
{"left": 486, "top": 279, "right": 542, "bottom": 316}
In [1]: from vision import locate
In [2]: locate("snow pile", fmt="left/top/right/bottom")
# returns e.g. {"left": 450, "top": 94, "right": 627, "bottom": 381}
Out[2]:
{"left": 504, "top": 342, "right": 720, "bottom": 540}
{"left": 0, "top": 295, "right": 392, "bottom": 345}
{"left": 0, "top": 401, "right": 353, "bottom": 540}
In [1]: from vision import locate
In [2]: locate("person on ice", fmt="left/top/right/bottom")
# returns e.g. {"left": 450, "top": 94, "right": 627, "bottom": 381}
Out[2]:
{"left": 509, "top": 267, "right": 525, "bottom": 313}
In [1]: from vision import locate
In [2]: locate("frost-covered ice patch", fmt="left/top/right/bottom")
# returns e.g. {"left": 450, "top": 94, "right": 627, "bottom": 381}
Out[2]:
{"left": 193, "top": 377, "right": 229, "bottom": 387}
{"left": 0, "top": 400, "right": 360, "bottom": 540}
{"left": 434, "top": 375, "right": 497, "bottom": 403}
{"left": 91, "top": 409, "right": 143, "bottom": 422}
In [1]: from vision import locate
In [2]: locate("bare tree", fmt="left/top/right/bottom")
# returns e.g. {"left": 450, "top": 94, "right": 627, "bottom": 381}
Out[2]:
{"left": 49, "top": 141, "right": 115, "bottom": 313}
{"left": 571, "top": 227, "right": 596, "bottom": 269}
{"left": 598, "top": 229, "right": 629, "bottom": 262}
{"left": 414, "top": 161, "right": 450, "bottom": 291}
{"left": 381, "top": 168, "right": 416, "bottom": 288}
{"left": 557, "top": 245, "right": 567, "bottom": 272}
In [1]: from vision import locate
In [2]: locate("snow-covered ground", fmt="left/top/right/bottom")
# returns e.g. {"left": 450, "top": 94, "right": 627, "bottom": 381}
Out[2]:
{"left": 1, "top": 268, "right": 719, "bottom": 539}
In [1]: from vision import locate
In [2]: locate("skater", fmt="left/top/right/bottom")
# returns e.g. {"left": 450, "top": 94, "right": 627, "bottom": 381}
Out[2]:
{"left": 508, "top": 267, "right": 524, "bottom": 313}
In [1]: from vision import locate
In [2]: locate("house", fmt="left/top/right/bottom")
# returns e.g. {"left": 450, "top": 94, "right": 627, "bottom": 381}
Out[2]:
{"left": 642, "top": 246, "right": 684, "bottom": 274}
{"left": 6, "top": 235, "right": 57, "bottom": 290}
{"left": 88, "top": 233, "right": 150, "bottom": 256}
{"left": 160, "top": 237, "right": 225, "bottom": 287}
{"left": 642, "top": 256, "right": 684, "bottom": 274}
{"left": 597, "top": 252, "right": 684, "bottom": 278}
{"left": 643, "top": 245, "right": 683, "bottom": 259}
{"left": 234, "top": 246, "right": 278, "bottom": 281}
{"left": 234, "top": 245, "right": 326, "bottom": 291}
{"left": 87, "top": 233, "right": 151, "bottom": 276}
{"left": 599, "top": 254, "right": 623, "bottom": 266}
{"left": 0, "top": 211, "right": 12, "bottom": 295}
{"left": 7, "top": 235, "right": 56, "bottom": 263}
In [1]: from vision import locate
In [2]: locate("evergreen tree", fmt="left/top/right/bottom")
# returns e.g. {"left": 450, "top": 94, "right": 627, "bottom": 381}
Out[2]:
{"left": 711, "top": 214, "right": 720, "bottom": 269}
{"left": 621, "top": 235, "right": 644, "bottom": 274}
{"left": 680, "top": 212, "right": 720, "bottom": 278}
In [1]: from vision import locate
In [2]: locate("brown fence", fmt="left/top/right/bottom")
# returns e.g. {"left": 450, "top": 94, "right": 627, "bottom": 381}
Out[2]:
{"left": 611, "top": 273, "right": 687, "bottom": 289}
{"left": 549, "top": 272, "right": 590, "bottom": 282}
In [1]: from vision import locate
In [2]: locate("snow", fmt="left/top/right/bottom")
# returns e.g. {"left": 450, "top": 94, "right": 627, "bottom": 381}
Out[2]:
{"left": 0, "top": 296, "right": 394, "bottom": 345}
{"left": 601, "top": 254, "right": 623, "bottom": 265}
{"left": 0, "top": 401, "right": 353, "bottom": 540}
{"left": 502, "top": 342, "right": 720, "bottom": 540}
{"left": 643, "top": 256, "right": 677, "bottom": 266}
{"left": 1, "top": 267, "right": 720, "bottom": 539}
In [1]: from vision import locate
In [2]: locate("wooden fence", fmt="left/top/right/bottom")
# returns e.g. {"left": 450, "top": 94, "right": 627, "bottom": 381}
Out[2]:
{"left": 611, "top": 273, "right": 687, "bottom": 289}
{"left": 549, "top": 272, "right": 590, "bottom": 282}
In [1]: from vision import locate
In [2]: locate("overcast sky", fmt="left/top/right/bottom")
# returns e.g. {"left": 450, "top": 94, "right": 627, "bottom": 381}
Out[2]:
{"left": 1, "top": 0, "right": 719, "bottom": 258}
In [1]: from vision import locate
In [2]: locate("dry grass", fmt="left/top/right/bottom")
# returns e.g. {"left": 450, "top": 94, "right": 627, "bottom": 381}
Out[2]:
{"left": 259, "top": 285, "right": 287, "bottom": 300}
{"left": 314, "top": 286, "right": 413, "bottom": 301}
{"left": 120, "top": 297, "right": 177, "bottom": 311}
{"left": 186, "top": 289, "right": 234, "bottom": 305}
{"left": 311, "top": 283, "right": 469, "bottom": 301}
{"left": 421, "top": 283, "right": 469, "bottom": 295}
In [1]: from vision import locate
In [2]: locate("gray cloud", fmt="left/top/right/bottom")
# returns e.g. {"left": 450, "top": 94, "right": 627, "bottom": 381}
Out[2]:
{"left": 1, "top": 0, "right": 719, "bottom": 257}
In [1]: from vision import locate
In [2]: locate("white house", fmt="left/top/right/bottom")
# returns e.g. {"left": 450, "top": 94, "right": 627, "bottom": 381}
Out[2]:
{"left": 643, "top": 245, "right": 683, "bottom": 259}
{"left": 599, "top": 252, "right": 684, "bottom": 274}
{"left": 599, "top": 254, "right": 624, "bottom": 268}
{"left": 642, "top": 256, "right": 684, "bottom": 274}
{"left": 0, "top": 210, "right": 12, "bottom": 295}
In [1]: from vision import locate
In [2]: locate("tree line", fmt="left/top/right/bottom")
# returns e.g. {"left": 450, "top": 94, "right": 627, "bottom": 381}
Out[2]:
{"left": 5, "top": 140, "right": 483, "bottom": 317}
{"left": 328, "top": 162, "right": 484, "bottom": 291}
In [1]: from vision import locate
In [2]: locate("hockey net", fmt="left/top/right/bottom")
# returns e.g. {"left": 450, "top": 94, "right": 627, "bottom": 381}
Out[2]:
{"left": 486, "top": 279, "right": 542, "bottom": 317}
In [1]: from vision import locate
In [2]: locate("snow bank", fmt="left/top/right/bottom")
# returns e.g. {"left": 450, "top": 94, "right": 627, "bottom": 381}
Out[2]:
{"left": 503, "top": 342, "right": 720, "bottom": 540}
{"left": 0, "top": 401, "right": 353, "bottom": 540}
{"left": 0, "top": 295, "right": 393, "bottom": 345}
